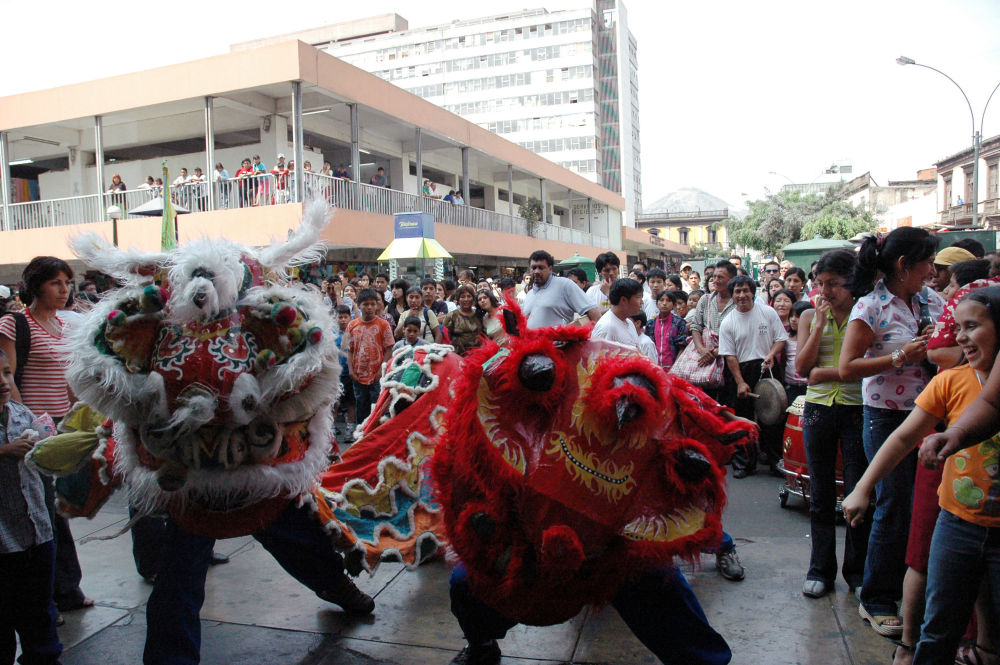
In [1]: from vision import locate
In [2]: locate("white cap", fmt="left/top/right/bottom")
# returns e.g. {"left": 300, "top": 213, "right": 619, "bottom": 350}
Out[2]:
{"left": 277, "top": 153, "right": 286, "bottom": 159}
{"left": 0, "top": 285, "right": 10, "bottom": 299}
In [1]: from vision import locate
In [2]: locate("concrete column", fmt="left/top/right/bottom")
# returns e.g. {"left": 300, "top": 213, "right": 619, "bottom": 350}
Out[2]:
{"left": 540, "top": 179, "right": 547, "bottom": 224}
{"left": 0, "top": 132, "right": 10, "bottom": 231}
{"left": 291, "top": 82, "right": 304, "bottom": 202}
{"left": 204, "top": 97, "right": 216, "bottom": 210}
{"left": 588, "top": 197, "right": 594, "bottom": 235}
{"left": 568, "top": 190, "right": 574, "bottom": 230}
{"left": 415, "top": 128, "right": 423, "bottom": 193}
{"left": 461, "top": 147, "right": 470, "bottom": 203}
{"left": 388, "top": 157, "right": 404, "bottom": 192}
{"left": 261, "top": 115, "right": 288, "bottom": 162}
{"left": 349, "top": 103, "right": 360, "bottom": 184}
{"left": 66, "top": 146, "right": 90, "bottom": 197}
{"left": 507, "top": 164, "right": 514, "bottom": 216}
{"left": 94, "top": 116, "right": 105, "bottom": 219}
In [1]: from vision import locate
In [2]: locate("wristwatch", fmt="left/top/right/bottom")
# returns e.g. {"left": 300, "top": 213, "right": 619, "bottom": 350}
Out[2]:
{"left": 890, "top": 349, "right": 905, "bottom": 368}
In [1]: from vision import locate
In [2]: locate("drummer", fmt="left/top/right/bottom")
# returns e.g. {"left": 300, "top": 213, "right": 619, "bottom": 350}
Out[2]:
{"left": 794, "top": 249, "right": 867, "bottom": 600}
{"left": 717, "top": 275, "right": 788, "bottom": 479}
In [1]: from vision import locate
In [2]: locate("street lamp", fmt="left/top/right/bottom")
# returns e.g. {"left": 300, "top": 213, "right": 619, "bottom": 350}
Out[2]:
{"left": 896, "top": 55, "right": 1000, "bottom": 227}
{"left": 107, "top": 204, "right": 122, "bottom": 247}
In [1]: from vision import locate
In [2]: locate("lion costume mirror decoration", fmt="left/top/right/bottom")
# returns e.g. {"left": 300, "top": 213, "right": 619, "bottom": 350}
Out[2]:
{"left": 64, "top": 200, "right": 340, "bottom": 538}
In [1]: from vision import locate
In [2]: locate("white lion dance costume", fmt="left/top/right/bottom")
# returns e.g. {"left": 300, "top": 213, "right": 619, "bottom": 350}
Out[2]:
{"left": 62, "top": 201, "right": 376, "bottom": 665}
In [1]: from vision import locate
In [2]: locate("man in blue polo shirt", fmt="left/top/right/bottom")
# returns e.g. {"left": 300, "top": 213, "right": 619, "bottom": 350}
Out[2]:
{"left": 522, "top": 250, "right": 600, "bottom": 329}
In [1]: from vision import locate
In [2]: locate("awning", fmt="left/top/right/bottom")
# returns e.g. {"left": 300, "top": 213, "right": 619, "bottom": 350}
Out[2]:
{"left": 377, "top": 237, "right": 453, "bottom": 261}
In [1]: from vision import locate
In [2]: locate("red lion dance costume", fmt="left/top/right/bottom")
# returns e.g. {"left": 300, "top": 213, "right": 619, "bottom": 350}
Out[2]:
{"left": 433, "top": 308, "right": 756, "bottom": 664}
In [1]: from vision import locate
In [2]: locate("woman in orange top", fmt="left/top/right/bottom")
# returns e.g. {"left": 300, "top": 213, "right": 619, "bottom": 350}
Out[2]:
{"left": 843, "top": 286, "right": 1000, "bottom": 664}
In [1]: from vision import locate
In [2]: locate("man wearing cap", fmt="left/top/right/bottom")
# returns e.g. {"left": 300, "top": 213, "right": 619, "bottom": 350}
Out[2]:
{"left": 932, "top": 246, "right": 976, "bottom": 293}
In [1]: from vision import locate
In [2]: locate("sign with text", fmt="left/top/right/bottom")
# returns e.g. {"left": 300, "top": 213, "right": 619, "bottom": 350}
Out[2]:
{"left": 394, "top": 212, "right": 435, "bottom": 239}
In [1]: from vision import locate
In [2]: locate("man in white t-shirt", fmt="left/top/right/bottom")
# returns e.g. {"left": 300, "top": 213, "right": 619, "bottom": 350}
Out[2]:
{"left": 585, "top": 252, "right": 621, "bottom": 315}
{"left": 590, "top": 278, "right": 643, "bottom": 348}
{"left": 717, "top": 275, "right": 787, "bottom": 478}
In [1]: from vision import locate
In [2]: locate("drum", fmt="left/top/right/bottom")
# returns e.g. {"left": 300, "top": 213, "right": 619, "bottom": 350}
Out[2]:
{"left": 776, "top": 396, "right": 845, "bottom": 510}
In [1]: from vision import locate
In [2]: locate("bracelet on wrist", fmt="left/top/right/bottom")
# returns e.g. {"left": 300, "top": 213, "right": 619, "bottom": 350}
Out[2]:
{"left": 946, "top": 424, "right": 969, "bottom": 437}
{"left": 890, "top": 349, "right": 905, "bottom": 367}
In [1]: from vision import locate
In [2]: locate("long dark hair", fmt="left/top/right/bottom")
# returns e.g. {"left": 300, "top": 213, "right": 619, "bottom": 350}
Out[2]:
{"left": 21, "top": 256, "right": 74, "bottom": 306}
{"left": 852, "top": 228, "right": 938, "bottom": 298}
{"left": 813, "top": 249, "right": 856, "bottom": 279}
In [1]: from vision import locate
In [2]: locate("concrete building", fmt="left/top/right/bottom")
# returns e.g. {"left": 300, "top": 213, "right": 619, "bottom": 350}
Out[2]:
{"left": 0, "top": 40, "right": 633, "bottom": 283}
{"left": 842, "top": 170, "right": 938, "bottom": 231}
{"left": 235, "top": 2, "right": 643, "bottom": 227}
{"left": 935, "top": 133, "right": 1000, "bottom": 228}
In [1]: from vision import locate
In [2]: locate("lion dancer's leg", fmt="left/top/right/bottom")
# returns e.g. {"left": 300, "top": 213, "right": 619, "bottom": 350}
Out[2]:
{"left": 253, "top": 501, "right": 373, "bottom": 615}
{"left": 144, "top": 519, "right": 213, "bottom": 665}
{"left": 611, "top": 566, "right": 732, "bottom": 665}
{"left": 449, "top": 563, "right": 731, "bottom": 665}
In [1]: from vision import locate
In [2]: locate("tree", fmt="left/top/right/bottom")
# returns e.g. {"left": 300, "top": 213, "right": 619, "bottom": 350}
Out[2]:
{"left": 519, "top": 197, "right": 543, "bottom": 237}
{"left": 724, "top": 183, "right": 876, "bottom": 255}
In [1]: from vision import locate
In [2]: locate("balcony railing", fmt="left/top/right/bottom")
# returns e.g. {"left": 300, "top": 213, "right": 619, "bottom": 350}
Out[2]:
{"left": 1, "top": 172, "right": 608, "bottom": 248}
{"left": 636, "top": 209, "right": 729, "bottom": 222}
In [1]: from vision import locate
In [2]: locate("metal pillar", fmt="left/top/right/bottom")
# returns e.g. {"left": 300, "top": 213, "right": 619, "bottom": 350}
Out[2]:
{"left": 507, "top": 164, "right": 514, "bottom": 216}
{"left": 0, "top": 132, "right": 10, "bottom": 231}
{"left": 291, "top": 82, "right": 304, "bottom": 203}
{"left": 350, "top": 103, "right": 360, "bottom": 184}
{"left": 973, "top": 130, "right": 981, "bottom": 226}
{"left": 204, "top": 97, "right": 216, "bottom": 210}
{"left": 415, "top": 128, "right": 423, "bottom": 194}
{"left": 461, "top": 147, "right": 470, "bottom": 203}
{"left": 94, "top": 116, "right": 105, "bottom": 219}
{"left": 540, "top": 179, "right": 547, "bottom": 225}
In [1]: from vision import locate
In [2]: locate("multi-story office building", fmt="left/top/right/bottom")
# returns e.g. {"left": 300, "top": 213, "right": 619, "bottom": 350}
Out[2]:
{"left": 235, "top": 1, "right": 642, "bottom": 226}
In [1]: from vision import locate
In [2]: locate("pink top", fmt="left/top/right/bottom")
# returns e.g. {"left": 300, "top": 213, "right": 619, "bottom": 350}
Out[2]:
{"left": 0, "top": 311, "right": 72, "bottom": 418}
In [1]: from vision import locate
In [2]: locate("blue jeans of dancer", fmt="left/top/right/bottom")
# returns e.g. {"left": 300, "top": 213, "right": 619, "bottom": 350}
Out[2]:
{"left": 913, "top": 511, "right": 1000, "bottom": 664}
{"left": 803, "top": 402, "right": 869, "bottom": 588}
{"left": 144, "top": 501, "right": 351, "bottom": 665}
{"left": 449, "top": 564, "right": 731, "bottom": 665}
{"left": 860, "top": 406, "right": 916, "bottom": 616}
{"left": 0, "top": 541, "right": 63, "bottom": 665}
{"left": 352, "top": 379, "right": 381, "bottom": 423}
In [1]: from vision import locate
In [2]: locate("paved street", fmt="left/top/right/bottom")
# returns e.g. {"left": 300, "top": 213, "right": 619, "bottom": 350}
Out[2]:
{"left": 49, "top": 451, "right": 894, "bottom": 665}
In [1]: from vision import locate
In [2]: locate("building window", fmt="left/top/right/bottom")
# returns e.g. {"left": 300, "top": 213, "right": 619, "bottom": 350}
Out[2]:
{"left": 708, "top": 227, "right": 717, "bottom": 244}
{"left": 679, "top": 227, "right": 689, "bottom": 245}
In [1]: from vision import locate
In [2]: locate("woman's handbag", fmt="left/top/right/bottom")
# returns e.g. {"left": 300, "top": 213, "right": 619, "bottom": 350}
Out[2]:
{"left": 670, "top": 329, "right": 725, "bottom": 388}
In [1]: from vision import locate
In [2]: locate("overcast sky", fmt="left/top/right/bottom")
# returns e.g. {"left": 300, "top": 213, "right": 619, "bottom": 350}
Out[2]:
{"left": 3, "top": 0, "right": 999, "bottom": 210}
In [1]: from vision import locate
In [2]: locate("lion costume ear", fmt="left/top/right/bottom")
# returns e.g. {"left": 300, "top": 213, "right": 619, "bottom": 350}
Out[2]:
{"left": 257, "top": 198, "right": 330, "bottom": 271}
{"left": 500, "top": 291, "right": 526, "bottom": 338}
{"left": 70, "top": 233, "right": 166, "bottom": 285}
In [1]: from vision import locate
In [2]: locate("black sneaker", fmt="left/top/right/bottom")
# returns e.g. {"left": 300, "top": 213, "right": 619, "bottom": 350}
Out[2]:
{"left": 318, "top": 578, "right": 375, "bottom": 615}
{"left": 716, "top": 548, "right": 745, "bottom": 581}
{"left": 450, "top": 641, "right": 501, "bottom": 665}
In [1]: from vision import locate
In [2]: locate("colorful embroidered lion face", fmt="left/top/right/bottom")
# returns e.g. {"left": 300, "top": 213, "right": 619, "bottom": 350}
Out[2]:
{"left": 433, "top": 316, "right": 754, "bottom": 625}
{"left": 65, "top": 201, "right": 339, "bottom": 537}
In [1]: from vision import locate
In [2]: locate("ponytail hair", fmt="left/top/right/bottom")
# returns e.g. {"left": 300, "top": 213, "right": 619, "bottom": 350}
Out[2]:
{"left": 851, "top": 228, "right": 938, "bottom": 298}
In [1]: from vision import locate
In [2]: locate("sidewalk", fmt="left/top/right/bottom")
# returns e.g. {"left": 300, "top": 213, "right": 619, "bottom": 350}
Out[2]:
{"left": 51, "top": 465, "right": 894, "bottom": 665}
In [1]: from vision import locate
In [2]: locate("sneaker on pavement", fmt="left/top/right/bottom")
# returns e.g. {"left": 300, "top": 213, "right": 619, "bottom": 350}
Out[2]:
{"left": 716, "top": 548, "right": 745, "bottom": 581}
{"left": 450, "top": 641, "right": 501, "bottom": 665}
{"left": 317, "top": 578, "right": 375, "bottom": 615}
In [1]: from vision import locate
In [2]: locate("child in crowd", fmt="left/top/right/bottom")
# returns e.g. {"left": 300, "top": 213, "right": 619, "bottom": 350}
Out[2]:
{"left": 843, "top": 287, "right": 1000, "bottom": 663}
{"left": 686, "top": 290, "right": 704, "bottom": 324}
{"left": 334, "top": 305, "right": 353, "bottom": 423}
{"left": 646, "top": 290, "right": 689, "bottom": 371}
{"left": 0, "top": 349, "right": 63, "bottom": 664}
{"left": 674, "top": 290, "right": 690, "bottom": 319}
{"left": 344, "top": 290, "right": 395, "bottom": 424}
{"left": 630, "top": 312, "right": 658, "bottom": 364}
{"left": 393, "top": 316, "right": 432, "bottom": 353}
{"left": 785, "top": 301, "right": 812, "bottom": 403}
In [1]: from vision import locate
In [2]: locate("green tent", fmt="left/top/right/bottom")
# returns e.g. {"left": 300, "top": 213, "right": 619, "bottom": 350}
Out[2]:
{"left": 554, "top": 252, "right": 596, "bottom": 281}
{"left": 781, "top": 235, "right": 854, "bottom": 270}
